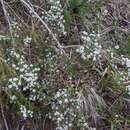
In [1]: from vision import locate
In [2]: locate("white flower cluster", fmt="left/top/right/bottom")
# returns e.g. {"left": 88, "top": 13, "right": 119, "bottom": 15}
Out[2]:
{"left": 10, "top": 95, "right": 17, "bottom": 103}
{"left": 43, "top": 0, "right": 66, "bottom": 34}
{"left": 121, "top": 57, "right": 130, "bottom": 77}
{"left": 125, "top": 58, "right": 130, "bottom": 94}
{"left": 23, "top": 36, "right": 32, "bottom": 46}
{"left": 76, "top": 46, "right": 86, "bottom": 60}
{"left": 11, "top": 21, "right": 20, "bottom": 38}
{"left": 6, "top": 49, "right": 40, "bottom": 101}
{"left": 115, "top": 45, "right": 119, "bottom": 49}
{"left": 80, "top": 31, "right": 91, "bottom": 42}
{"left": 51, "top": 88, "right": 88, "bottom": 129}
{"left": 20, "top": 105, "right": 33, "bottom": 119}
{"left": 102, "top": 9, "right": 108, "bottom": 16}
{"left": 126, "top": 58, "right": 130, "bottom": 68}
{"left": 112, "top": 56, "right": 130, "bottom": 95}
{"left": 78, "top": 30, "right": 130, "bottom": 96}
{"left": 0, "top": 21, "right": 20, "bottom": 41}
{"left": 78, "top": 31, "right": 121, "bottom": 63}
{"left": 56, "top": 126, "right": 68, "bottom": 130}
{"left": 76, "top": 31, "right": 102, "bottom": 61}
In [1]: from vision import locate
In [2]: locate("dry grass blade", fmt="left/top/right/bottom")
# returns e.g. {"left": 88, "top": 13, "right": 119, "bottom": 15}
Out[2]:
{"left": 1, "top": 105, "right": 9, "bottom": 130}
{"left": 78, "top": 87, "right": 106, "bottom": 125}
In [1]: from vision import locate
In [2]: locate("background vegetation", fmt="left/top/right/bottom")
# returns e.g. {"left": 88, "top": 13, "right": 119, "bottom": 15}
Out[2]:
{"left": 0, "top": 0, "right": 130, "bottom": 130}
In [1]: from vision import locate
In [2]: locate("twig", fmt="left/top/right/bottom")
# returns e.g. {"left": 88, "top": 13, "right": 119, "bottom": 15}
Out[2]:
{"left": 0, "top": 0, "right": 14, "bottom": 44}
{"left": 5, "top": 1, "right": 29, "bottom": 28}
{"left": 1, "top": 104, "right": 9, "bottom": 130}
{"left": 21, "top": 125, "right": 25, "bottom": 130}
{"left": 42, "top": 114, "right": 47, "bottom": 130}
{"left": 124, "top": 81, "right": 130, "bottom": 86}
{"left": 61, "top": 45, "right": 81, "bottom": 48}
{"left": 107, "top": 92, "right": 123, "bottom": 112}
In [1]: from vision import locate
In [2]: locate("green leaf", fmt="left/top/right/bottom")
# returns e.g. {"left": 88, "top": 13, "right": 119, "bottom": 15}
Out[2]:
{"left": 64, "top": 10, "right": 72, "bottom": 25}
{"left": 69, "top": 0, "right": 83, "bottom": 8}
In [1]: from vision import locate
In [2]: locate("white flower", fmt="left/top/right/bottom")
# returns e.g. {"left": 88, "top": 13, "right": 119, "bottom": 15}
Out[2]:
{"left": 20, "top": 105, "right": 27, "bottom": 118}
{"left": 10, "top": 95, "right": 17, "bottom": 101}
{"left": 81, "top": 53, "right": 86, "bottom": 60}
{"left": 98, "top": 45, "right": 102, "bottom": 49}
{"left": 115, "top": 115, "right": 119, "bottom": 118}
{"left": 12, "top": 64, "right": 16, "bottom": 68}
{"left": 103, "top": 9, "right": 108, "bottom": 15}
{"left": 20, "top": 74, "right": 24, "bottom": 78}
{"left": 16, "top": 54, "right": 20, "bottom": 58}
{"left": 13, "top": 78, "right": 18, "bottom": 81}
{"left": 79, "top": 46, "right": 85, "bottom": 53}
{"left": 20, "top": 68, "right": 24, "bottom": 72}
{"left": 81, "top": 35, "right": 87, "bottom": 41}
{"left": 128, "top": 68, "right": 130, "bottom": 77}
{"left": 32, "top": 89, "right": 36, "bottom": 92}
{"left": 91, "top": 128, "right": 96, "bottom": 130}
{"left": 8, "top": 84, "right": 13, "bottom": 88}
{"left": 18, "top": 81, "right": 21, "bottom": 86}
{"left": 56, "top": 91, "right": 60, "bottom": 98}
{"left": 111, "top": 52, "right": 114, "bottom": 58}
{"left": 30, "top": 64, "right": 33, "bottom": 67}
{"left": 94, "top": 50, "right": 100, "bottom": 55}
{"left": 95, "top": 42, "right": 99, "bottom": 46}
{"left": 23, "top": 64, "right": 28, "bottom": 69}
{"left": 87, "top": 54, "right": 91, "bottom": 59}
{"left": 126, "top": 58, "right": 130, "bottom": 67}
{"left": 27, "top": 110, "right": 33, "bottom": 117}
{"left": 9, "top": 78, "right": 13, "bottom": 82}
{"left": 68, "top": 123, "right": 72, "bottom": 127}
{"left": 59, "top": 100, "right": 62, "bottom": 104}
{"left": 34, "top": 68, "right": 40, "bottom": 71}
{"left": 23, "top": 36, "right": 32, "bottom": 45}
{"left": 76, "top": 46, "right": 84, "bottom": 53}
{"left": 93, "top": 56, "right": 96, "bottom": 61}
{"left": 55, "top": 111, "right": 60, "bottom": 116}
{"left": 97, "top": 33, "right": 100, "bottom": 37}
{"left": 57, "top": 117, "right": 62, "bottom": 122}
{"left": 86, "top": 37, "right": 91, "bottom": 42}
{"left": 115, "top": 45, "right": 119, "bottom": 49}
{"left": 64, "top": 99, "right": 68, "bottom": 103}
{"left": 26, "top": 77, "right": 33, "bottom": 82}
{"left": 82, "top": 31, "right": 88, "bottom": 36}
{"left": 126, "top": 85, "right": 130, "bottom": 95}
{"left": 84, "top": 123, "right": 88, "bottom": 127}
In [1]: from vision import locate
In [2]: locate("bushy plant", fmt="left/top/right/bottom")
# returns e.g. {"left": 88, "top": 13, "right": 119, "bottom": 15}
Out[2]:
{"left": 0, "top": 0, "right": 130, "bottom": 129}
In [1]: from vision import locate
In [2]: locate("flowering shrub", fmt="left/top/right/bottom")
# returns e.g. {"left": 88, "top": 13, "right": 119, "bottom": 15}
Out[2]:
{"left": 51, "top": 87, "right": 87, "bottom": 129}
{"left": 0, "top": 0, "right": 130, "bottom": 129}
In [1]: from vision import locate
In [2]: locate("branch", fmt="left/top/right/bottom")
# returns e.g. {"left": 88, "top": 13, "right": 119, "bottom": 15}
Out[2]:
{"left": 20, "top": 0, "right": 64, "bottom": 52}
{"left": 21, "top": 125, "right": 25, "bottom": 130}
{"left": 1, "top": 104, "right": 9, "bottom": 130}
{"left": 124, "top": 81, "right": 130, "bottom": 86}
{"left": 0, "top": 0, "right": 14, "bottom": 43}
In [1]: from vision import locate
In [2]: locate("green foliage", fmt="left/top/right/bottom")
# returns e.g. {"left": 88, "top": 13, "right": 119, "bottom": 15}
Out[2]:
{"left": 126, "top": 37, "right": 130, "bottom": 56}
{"left": 0, "top": 0, "right": 130, "bottom": 129}
{"left": 0, "top": 52, "right": 14, "bottom": 83}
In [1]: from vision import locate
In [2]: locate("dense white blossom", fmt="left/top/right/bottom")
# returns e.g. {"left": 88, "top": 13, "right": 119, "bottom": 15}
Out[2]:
{"left": 42, "top": 0, "right": 66, "bottom": 34}
{"left": 6, "top": 49, "right": 42, "bottom": 104}
{"left": 20, "top": 105, "right": 33, "bottom": 118}
{"left": 51, "top": 88, "right": 88, "bottom": 128}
